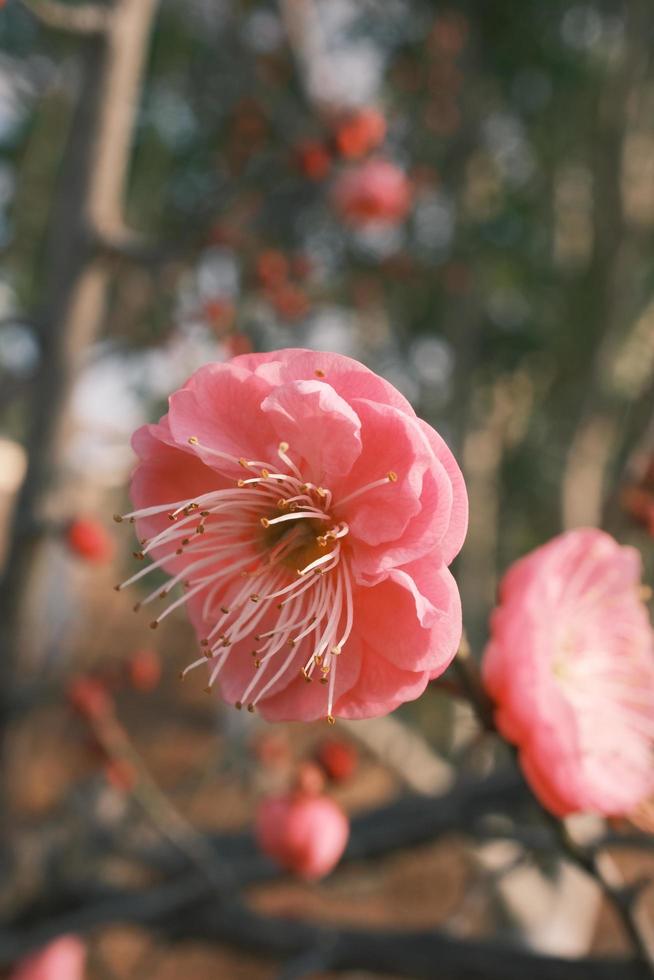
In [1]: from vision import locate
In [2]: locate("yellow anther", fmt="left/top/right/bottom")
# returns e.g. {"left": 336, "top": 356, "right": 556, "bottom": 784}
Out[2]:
{"left": 254, "top": 659, "right": 262, "bottom": 668}
{"left": 113, "top": 514, "right": 123, "bottom": 523}
{"left": 279, "top": 441, "right": 289, "bottom": 453}
{"left": 260, "top": 468, "right": 270, "bottom": 478}
{"left": 331, "top": 645, "right": 341, "bottom": 656}
{"left": 250, "top": 593, "right": 260, "bottom": 602}
{"left": 133, "top": 551, "right": 144, "bottom": 560}
{"left": 387, "top": 471, "right": 398, "bottom": 482}
{"left": 188, "top": 436, "right": 199, "bottom": 445}
{"left": 260, "top": 517, "right": 270, "bottom": 528}
{"left": 327, "top": 714, "right": 335, "bottom": 725}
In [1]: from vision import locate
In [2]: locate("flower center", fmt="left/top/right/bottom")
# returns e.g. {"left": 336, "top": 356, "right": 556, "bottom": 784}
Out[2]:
{"left": 115, "top": 438, "right": 396, "bottom": 722}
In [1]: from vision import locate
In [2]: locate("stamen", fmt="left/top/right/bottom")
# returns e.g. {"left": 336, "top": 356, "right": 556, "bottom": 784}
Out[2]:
{"left": 336, "top": 472, "right": 398, "bottom": 509}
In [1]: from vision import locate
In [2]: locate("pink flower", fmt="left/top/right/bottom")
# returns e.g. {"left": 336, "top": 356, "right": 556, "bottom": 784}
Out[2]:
{"left": 117, "top": 348, "right": 467, "bottom": 722}
{"left": 255, "top": 792, "right": 349, "bottom": 879}
{"left": 10, "top": 936, "right": 86, "bottom": 980}
{"left": 482, "top": 528, "right": 654, "bottom": 817}
{"left": 332, "top": 159, "right": 411, "bottom": 226}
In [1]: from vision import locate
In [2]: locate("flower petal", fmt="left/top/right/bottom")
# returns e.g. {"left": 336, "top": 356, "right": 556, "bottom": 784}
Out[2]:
{"left": 261, "top": 379, "right": 362, "bottom": 483}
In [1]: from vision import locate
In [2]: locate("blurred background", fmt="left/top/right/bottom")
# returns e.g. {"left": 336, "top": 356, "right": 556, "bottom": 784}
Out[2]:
{"left": 0, "top": 0, "right": 653, "bottom": 977}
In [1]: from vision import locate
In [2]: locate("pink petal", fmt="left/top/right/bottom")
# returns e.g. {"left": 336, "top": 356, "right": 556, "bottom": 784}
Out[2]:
{"left": 167, "top": 362, "right": 277, "bottom": 469}
{"left": 261, "top": 379, "right": 362, "bottom": 483}
{"left": 354, "top": 558, "right": 461, "bottom": 674}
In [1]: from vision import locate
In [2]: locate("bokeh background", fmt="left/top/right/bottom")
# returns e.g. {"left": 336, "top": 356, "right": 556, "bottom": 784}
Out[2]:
{"left": 0, "top": 1, "right": 653, "bottom": 977}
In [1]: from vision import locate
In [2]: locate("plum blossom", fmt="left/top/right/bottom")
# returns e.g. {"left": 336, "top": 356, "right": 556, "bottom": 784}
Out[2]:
{"left": 116, "top": 349, "right": 466, "bottom": 723}
{"left": 482, "top": 528, "right": 654, "bottom": 817}
{"left": 332, "top": 159, "right": 411, "bottom": 226}
{"left": 10, "top": 936, "right": 86, "bottom": 980}
{"left": 255, "top": 792, "right": 349, "bottom": 879}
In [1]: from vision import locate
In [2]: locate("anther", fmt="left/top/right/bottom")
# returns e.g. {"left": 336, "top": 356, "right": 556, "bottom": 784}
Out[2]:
{"left": 260, "top": 468, "right": 270, "bottom": 478}
{"left": 188, "top": 436, "right": 199, "bottom": 445}
{"left": 239, "top": 457, "right": 250, "bottom": 469}
{"left": 250, "top": 593, "right": 260, "bottom": 602}
{"left": 176, "top": 548, "right": 183, "bottom": 555}
{"left": 235, "top": 701, "right": 242, "bottom": 710}
{"left": 320, "top": 677, "right": 328, "bottom": 685}
{"left": 260, "top": 517, "right": 270, "bottom": 528}
{"left": 132, "top": 551, "right": 144, "bottom": 560}
{"left": 149, "top": 620, "right": 159, "bottom": 629}
{"left": 387, "top": 470, "right": 398, "bottom": 482}
{"left": 247, "top": 703, "right": 255, "bottom": 713}
{"left": 327, "top": 714, "right": 336, "bottom": 725}
{"left": 113, "top": 514, "right": 123, "bottom": 523}
{"left": 301, "top": 668, "right": 312, "bottom": 683}
{"left": 220, "top": 606, "right": 230, "bottom": 614}
{"left": 201, "top": 638, "right": 209, "bottom": 647}
{"left": 133, "top": 602, "right": 141, "bottom": 612}
{"left": 254, "top": 659, "right": 262, "bottom": 668}
{"left": 113, "top": 584, "right": 121, "bottom": 592}
{"left": 204, "top": 686, "right": 212, "bottom": 694}
{"left": 315, "top": 369, "right": 325, "bottom": 378}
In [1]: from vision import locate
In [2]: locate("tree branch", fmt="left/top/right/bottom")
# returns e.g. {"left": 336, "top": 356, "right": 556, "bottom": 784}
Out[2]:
{"left": 20, "top": 0, "right": 110, "bottom": 35}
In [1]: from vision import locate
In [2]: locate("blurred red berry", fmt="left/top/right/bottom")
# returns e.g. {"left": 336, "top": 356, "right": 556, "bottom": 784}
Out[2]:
{"left": 127, "top": 648, "right": 161, "bottom": 692}
{"left": 256, "top": 249, "right": 289, "bottom": 288}
{"left": 225, "top": 332, "right": 253, "bottom": 358}
{"left": 295, "top": 760, "right": 326, "bottom": 796}
{"left": 294, "top": 140, "right": 332, "bottom": 181}
{"left": 67, "top": 675, "right": 113, "bottom": 721}
{"left": 333, "top": 158, "right": 411, "bottom": 226}
{"left": 333, "top": 107, "right": 386, "bottom": 159}
{"left": 270, "top": 283, "right": 310, "bottom": 321}
{"left": 204, "top": 298, "right": 235, "bottom": 332}
{"left": 255, "top": 793, "right": 349, "bottom": 879}
{"left": 66, "top": 517, "right": 114, "bottom": 563}
{"left": 316, "top": 737, "right": 358, "bottom": 783}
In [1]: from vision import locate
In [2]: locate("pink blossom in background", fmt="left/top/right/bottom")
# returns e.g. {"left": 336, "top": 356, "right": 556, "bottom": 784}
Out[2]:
{"left": 10, "top": 936, "right": 86, "bottom": 980}
{"left": 117, "top": 348, "right": 467, "bottom": 722}
{"left": 482, "top": 528, "right": 654, "bottom": 817}
{"left": 332, "top": 159, "right": 411, "bottom": 226}
{"left": 255, "top": 793, "right": 349, "bottom": 879}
